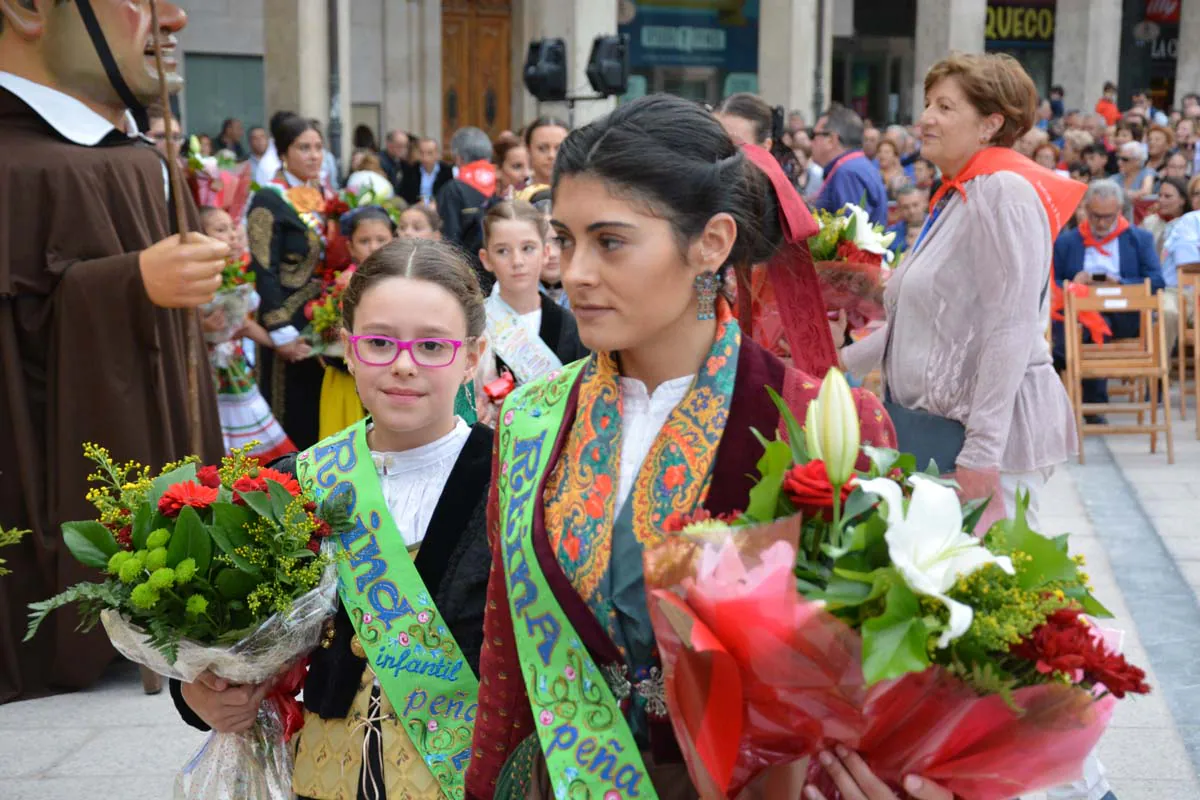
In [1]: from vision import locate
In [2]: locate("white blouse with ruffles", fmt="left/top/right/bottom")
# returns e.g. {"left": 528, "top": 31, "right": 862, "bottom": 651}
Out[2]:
{"left": 369, "top": 418, "right": 472, "bottom": 547}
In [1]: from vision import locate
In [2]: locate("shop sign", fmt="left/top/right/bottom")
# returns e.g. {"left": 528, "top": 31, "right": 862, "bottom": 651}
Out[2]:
{"left": 1144, "top": 0, "right": 1181, "bottom": 24}
{"left": 985, "top": 3, "right": 1055, "bottom": 44}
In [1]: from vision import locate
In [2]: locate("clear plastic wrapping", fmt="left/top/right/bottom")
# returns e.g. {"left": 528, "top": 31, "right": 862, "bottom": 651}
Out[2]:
{"left": 101, "top": 571, "right": 338, "bottom": 800}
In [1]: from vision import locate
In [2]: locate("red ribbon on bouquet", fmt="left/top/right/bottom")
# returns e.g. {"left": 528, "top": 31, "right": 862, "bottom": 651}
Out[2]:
{"left": 269, "top": 658, "right": 309, "bottom": 742}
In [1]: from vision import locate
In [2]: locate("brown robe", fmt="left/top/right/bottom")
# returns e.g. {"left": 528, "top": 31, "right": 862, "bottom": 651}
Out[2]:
{"left": 0, "top": 86, "right": 223, "bottom": 703}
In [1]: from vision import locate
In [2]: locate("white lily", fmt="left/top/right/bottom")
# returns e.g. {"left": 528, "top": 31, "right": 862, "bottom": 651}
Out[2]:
{"left": 858, "top": 474, "right": 1015, "bottom": 648}
{"left": 810, "top": 368, "right": 860, "bottom": 486}
{"left": 844, "top": 203, "right": 897, "bottom": 265}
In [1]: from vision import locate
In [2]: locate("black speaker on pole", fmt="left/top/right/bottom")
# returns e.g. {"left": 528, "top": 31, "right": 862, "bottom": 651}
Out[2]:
{"left": 523, "top": 38, "right": 568, "bottom": 102}
{"left": 585, "top": 34, "right": 629, "bottom": 97}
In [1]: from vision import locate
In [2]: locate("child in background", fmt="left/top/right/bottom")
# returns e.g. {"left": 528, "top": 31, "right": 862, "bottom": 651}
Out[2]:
{"left": 198, "top": 206, "right": 295, "bottom": 461}
{"left": 317, "top": 206, "right": 396, "bottom": 439}
{"left": 477, "top": 199, "right": 588, "bottom": 418}
{"left": 397, "top": 205, "right": 443, "bottom": 241}
{"left": 519, "top": 185, "right": 569, "bottom": 309}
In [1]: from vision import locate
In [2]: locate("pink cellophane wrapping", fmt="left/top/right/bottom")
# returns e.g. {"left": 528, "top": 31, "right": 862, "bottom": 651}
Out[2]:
{"left": 813, "top": 260, "right": 886, "bottom": 329}
{"left": 644, "top": 519, "right": 1117, "bottom": 800}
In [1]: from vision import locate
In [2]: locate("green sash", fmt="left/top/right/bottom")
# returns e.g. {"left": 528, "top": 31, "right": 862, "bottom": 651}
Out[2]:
{"left": 297, "top": 420, "right": 478, "bottom": 800}
{"left": 495, "top": 363, "right": 659, "bottom": 800}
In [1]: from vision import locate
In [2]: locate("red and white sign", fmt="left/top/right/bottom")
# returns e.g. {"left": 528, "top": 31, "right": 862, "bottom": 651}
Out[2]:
{"left": 1145, "top": 0, "right": 1181, "bottom": 24}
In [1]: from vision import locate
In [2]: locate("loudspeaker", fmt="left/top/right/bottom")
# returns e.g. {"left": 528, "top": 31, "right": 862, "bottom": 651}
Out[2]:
{"left": 585, "top": 34, "right": 629, "bottom": 97}
{"left": 523, "top": 38, "right": 567, "bottom": 103}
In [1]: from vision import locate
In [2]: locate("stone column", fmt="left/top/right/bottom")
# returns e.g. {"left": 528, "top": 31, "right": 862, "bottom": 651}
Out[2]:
{"left": 1052, "top": 0, "right": 1122, "bottom": 113}
{"left": 1176, "top": 0, "right": 1200, "bottom": 108}
{"left": 912, "top": 0, "right": 987, "bottom": 120}
{"left": 382, "top": 0, "right": 443, "bottom": 138}
{"left": 263, "top": 0, "right": 329, "bottom": 122}
{"left": 758, "top": 0, "right": 835, "bottom": 126}
{"left": 333, "top": 0, "right": 352, "bottom": 169}
{"left": 512, "top": 0, "right": 619, "bottom": 129}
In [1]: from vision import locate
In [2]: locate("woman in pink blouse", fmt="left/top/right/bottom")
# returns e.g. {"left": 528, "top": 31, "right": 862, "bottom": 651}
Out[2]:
{"left": 839, "top": 52, "right": 1083, "bottom": 530}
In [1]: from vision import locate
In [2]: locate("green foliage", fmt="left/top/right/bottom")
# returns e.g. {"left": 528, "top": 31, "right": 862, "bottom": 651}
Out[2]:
{"left": 0, "top": 527, "right": 29, "bottom": 577}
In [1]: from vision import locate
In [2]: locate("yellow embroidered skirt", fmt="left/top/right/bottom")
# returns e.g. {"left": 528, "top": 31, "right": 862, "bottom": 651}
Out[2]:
{"left": 292, "top": 667, "right": 445, "bottom": 800}
{"left": 318, "top": 363, "right": 366, "bottom": 441}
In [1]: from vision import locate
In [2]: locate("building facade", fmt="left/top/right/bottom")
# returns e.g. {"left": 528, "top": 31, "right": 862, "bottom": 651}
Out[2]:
{"left": 174, "top": 0, "right": 1200, "bottom": 165}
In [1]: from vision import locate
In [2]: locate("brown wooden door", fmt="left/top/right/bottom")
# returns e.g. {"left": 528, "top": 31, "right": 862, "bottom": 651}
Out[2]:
{"left": 442, "top": 0, "right": 512, "bottom": 151}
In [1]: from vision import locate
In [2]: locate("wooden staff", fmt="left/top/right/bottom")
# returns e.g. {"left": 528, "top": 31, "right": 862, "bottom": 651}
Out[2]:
{"left": 148, "top": 0, "right": 205, "bottom": 457}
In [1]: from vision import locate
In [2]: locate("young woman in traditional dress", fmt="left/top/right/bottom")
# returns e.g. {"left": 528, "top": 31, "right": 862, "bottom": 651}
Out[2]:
{"left": 460, "top": 94, "right": 923, "bottom": 799}
{"left": 317, "top": 206, "right": 396, "bottom": 440}
{"left": 198, "top": 206, "right": 295, "bottom": 461}
{"left": 171, "top": 240, "right": 496, "bottom": 800}
{"left": 250, "top": 114, "right": 333, "bottom": 449}
{"left": 477, "top": 199, "right": 589, "bottom": 406}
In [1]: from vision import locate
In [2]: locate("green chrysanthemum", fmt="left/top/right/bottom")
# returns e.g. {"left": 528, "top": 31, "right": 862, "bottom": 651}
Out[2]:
{"left": 144, "top": 547, "right": 168, "bottom": 572}
{"left": 185, "top": 594, "right": 209, "bottom": 617}
{"left": 148, "top": 567, "right": 176, "bottom": 590}
{"left": 118, "top": 557, "right": 144, "bottom": 584}
{"left": 130, "top": 582, "right": 160, "bottom": 610}
{"left": 107, "top": 550, "right": 133, "bottom": 576}
{"left": 175, "top": 558, "right": 197, "bottom": 585}
{"left": 146, "top": 528, "right": 171, "bottom": 549}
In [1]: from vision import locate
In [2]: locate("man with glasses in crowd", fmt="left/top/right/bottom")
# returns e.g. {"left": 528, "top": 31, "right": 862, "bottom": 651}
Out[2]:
{"left": 811, "top": 103, "right": 889, "bottom": 227}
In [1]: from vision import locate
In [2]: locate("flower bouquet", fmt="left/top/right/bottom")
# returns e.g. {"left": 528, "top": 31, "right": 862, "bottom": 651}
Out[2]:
{"left": 26, "top": 444, "right": 349, "bottom": 800}
{"left": 187, "top": 136, "right": 252, "bottom": 220}
{"left": 643, "top": 371, "right": 1148, "bottom": 799}
{"left": 808, "top": 204, "right": 895, "bottom": 331}
{"left": 302, "top": 265, "right": 354, "bottom": 358}
{"left": 201, "top": 253, "right": 257, "bottom": 345}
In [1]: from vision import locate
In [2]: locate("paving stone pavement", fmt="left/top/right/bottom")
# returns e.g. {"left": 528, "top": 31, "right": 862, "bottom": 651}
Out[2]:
{"left": 1, "top": 432, "right": 1198, "bottom": 799}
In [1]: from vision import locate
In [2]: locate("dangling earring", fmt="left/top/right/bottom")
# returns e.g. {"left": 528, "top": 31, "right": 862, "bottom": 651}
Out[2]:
{"left": 694, "top": 271, "right": 719, "bottom": 321}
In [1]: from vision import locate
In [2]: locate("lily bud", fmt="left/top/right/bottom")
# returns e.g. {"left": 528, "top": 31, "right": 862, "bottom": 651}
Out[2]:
{"left": 813, "top": 368, "right": 861, "bottom": 486}
{"left": 804, "top": 399, "right": 823, "bottom": 462}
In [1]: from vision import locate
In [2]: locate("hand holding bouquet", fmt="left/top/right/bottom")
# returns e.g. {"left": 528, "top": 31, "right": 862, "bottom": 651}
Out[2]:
{"left": 201, "top": 254, "right": 256, "bottom": 344}
{"left": 808, "top": 204, "right": 895, "bottom": 331}
{"left": 26, "top": 444, "right": 348, "bottom": 800}
{"left": 644, "top": 371, "right": 1148, "bottom": 799}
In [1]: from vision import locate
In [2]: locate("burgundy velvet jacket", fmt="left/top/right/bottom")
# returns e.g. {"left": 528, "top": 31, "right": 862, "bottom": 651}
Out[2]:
{"left": 464, "top": 338, "right": 895, "bottom": 798}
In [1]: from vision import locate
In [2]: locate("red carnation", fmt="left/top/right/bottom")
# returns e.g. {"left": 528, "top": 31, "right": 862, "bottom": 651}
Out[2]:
{"left": 836, "top": 239, "right": 883, "bottom": 267}
{"left": 311, "top": 518, "right": 333, "bottom": 539}
{"left": 306, "top": 539, "right": 321, "bottom": 554}
{"left": 232, "top": 475, "right": 267, "bottom": 505}
{"left": 304, "top": 501, "right": 318, "bottom": 514}
{"left": 782, "top": 460, "right": 856, "bottom": 521}
{"left": 114, "top": 525, "right": 133, "bottom": 550}
{"left": 196, "top": 465, "right": 222, "bottom": 489}
{"left": 258, "top": 468, "right": 301, "bottom": 497}
{"left": 1012, "top": 608, "right": 1151, "bottom": 698}
{"left": 158, "top": 480, "right": 220, "bottom": 518}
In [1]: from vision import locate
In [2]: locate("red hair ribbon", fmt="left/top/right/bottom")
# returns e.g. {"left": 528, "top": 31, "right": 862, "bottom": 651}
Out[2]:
{"left": 738, "top": 144, "right": 839, "bottom": 378}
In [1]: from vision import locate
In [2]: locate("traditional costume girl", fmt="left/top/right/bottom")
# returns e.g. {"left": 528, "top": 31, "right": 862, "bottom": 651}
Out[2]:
{"left": 171, "top": 416, "right": 493, "bottom": 799}
{"left": 480, "top": 286, "right": 589, "bottom": 393}
{"left": 249, "top": 170, "right": 334, "bottom": 449}
{"left": 465, "top": 147, "right": 896, "bottom": 799}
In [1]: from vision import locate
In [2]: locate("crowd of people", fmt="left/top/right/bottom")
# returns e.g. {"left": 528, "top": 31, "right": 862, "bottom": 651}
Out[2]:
{"left": 0, "top": 2, "right": 1166, "bottom": 797}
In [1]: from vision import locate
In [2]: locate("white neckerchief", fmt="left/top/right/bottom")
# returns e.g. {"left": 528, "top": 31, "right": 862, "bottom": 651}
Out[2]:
{"left": 485, "top": 286, "right": 562, "bottom": 383}
{"left": 0, "top": 71, "right": 138, "bottom": 145}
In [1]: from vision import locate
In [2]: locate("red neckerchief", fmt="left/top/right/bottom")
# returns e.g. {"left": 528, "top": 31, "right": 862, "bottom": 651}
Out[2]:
{"left": 739, "top": 144, "right": 839, "bottom": 378}
{"left": 457, "top": 159, "right": 496, "bottom": 198}
{"left": 1079, "top": 216, "right": 1131, "bottom": 256}
{"left": 928, "top": 147, "right": 1087, "bottom": 240}
{"left": 820, "top": 150, "right": 866, "bottom": 190}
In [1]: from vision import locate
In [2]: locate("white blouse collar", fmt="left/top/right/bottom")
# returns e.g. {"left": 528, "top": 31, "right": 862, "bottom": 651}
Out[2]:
{"left": 370, "top": 418, "right": 471, "bottom": 477}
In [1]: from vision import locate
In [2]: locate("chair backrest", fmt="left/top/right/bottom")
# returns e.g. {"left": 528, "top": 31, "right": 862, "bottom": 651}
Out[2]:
{"left": 1067, "top": 280, "right": 1155, "bottom": 314}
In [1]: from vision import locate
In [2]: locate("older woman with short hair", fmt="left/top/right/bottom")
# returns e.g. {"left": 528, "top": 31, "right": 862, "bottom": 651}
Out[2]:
{"left": 1118, "top": 141, "right": 1157, "bottom": 200}
{"left": 839, "top": 52, "right": 1082, "bottom": 529}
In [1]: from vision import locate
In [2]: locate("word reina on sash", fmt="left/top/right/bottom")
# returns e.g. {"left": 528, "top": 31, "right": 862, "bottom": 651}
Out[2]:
{"left": 501, "top": 429, "right": 563, "bottom": 666}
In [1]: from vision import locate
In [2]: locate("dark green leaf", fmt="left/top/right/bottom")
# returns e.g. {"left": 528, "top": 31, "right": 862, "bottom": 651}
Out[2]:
{"left": 131, "top": 504, "right": 153, "bottom": 551}
{"left": 988, "top": 497, "right": 1077, "bottom": 590}
{"left": 861, "top": 582, "right": 932, "bottom": 684}
{"left": 961, "top": 497, "right": 991, "bottom": 535}
{"left": 62, "top": 521, "right": 119, "bottom": 569}
{"left": 268, "top": 481, "right": 295, "bottom": 520}
{"left": 1064, "top": 585, "right": 1113, "bottom": 618}
{"left": 147, "top": 462, "right": 198, "bottom": 515}
{"left": 211, "top": 502, "right": 253, "bottom": 549}
{"left": 238, "top": 490, "right": 274, "bottom": 521}
{"left": 167, "top": 506, "right": 212, "bottom": 575}
{"left": 820, "top": 576, "right": 873, "bottom": 608}
{"left": 744, "top": 439, "right": 794, "bottom": 522}
{"left": 766, "top": 386, "right": 809, "bottom": 463}
{"left": 840, "top": 487, "right": 878, "bottom": 525}
{"left": 215, "top": 568, "right": 260, "bottom": 600}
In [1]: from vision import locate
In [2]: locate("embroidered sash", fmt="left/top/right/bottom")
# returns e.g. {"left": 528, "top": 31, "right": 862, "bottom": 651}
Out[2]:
{"left": 485, "top": 287, "right": 563, "bottom": 384}
{"left": 494, "top": 309, "right": 741, "bottom": 798}
{"left": 297, "top": 420, "right": 478, "bottom": 800}
{"left": 496, "top": 362, "right": 657, "bottom": 799}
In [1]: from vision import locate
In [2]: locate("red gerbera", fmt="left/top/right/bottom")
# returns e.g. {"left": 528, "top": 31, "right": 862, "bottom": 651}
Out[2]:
{"left": 231, "top": 475, "right": 267, "bottom": 505}
{"left": 158, "top": 480, "right": 220, "bottom": 518}
{"left": 259, "top": 468, "right": 301, "bottom": 496}
{"left": 196, "top": 465, "right": 222, "bottom": 489}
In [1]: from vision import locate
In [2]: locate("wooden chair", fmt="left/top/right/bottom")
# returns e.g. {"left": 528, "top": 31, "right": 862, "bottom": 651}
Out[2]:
{"left": 1177, "top": 266, "right": 1200, "bottom": 437}
{"left": 1065, "top": 281, "right": 1174, "bottom": 464}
